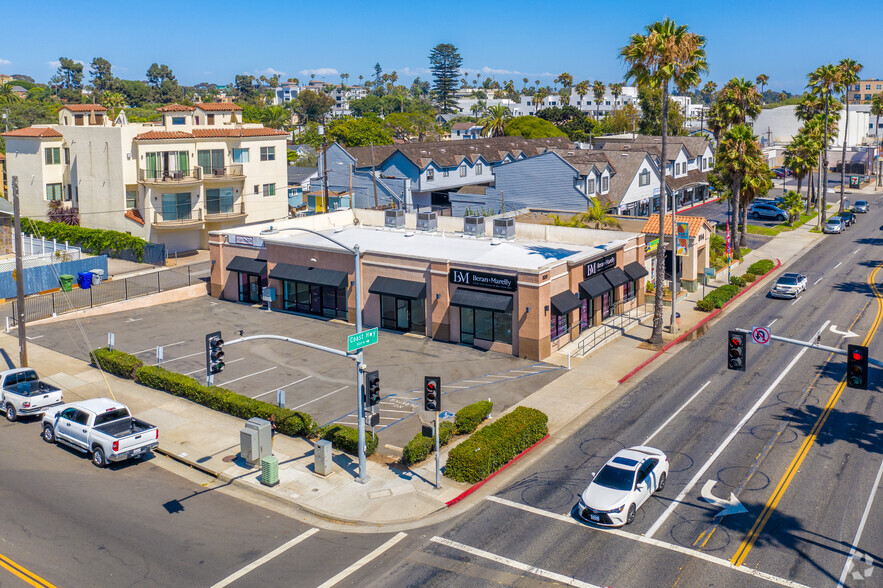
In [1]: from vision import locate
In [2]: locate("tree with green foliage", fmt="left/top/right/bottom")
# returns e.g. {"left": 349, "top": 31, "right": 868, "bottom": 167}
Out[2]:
{"left": 637, "top": 88, "right": 687, "bottom": 136}
{"left": 781, "top": 190, "right": 804, "bottom": 226}
{"left": 0, "top": 82, "right": 22, "bottom": 105}
{"left": 234, "top": 74, "right": 258, "bottom": 100}
{"left": 428, "top": 43, "right": 462, "bottom": 114}
{"left": 57, "top": 57, "right": 84, "bottom": 89}
{"left": 574, "top": 81, "right": 590, "bottom": 110}
{"left": 836, "top": 58, "right": 862, "bottom": 211}
{"left": 260, "top": 105, "right": 290, "bottom": 129}
{"left": 349, "top": 95, "right": 383, "bottom": 117}
{"left": 714, "top": 124, "right": 763, "bottom": 252}
{"left": 296, "top": 89, "right": 335, "bottom": 122}
{"left": 478, "top": 104, "right": 512, "bottom": 137}
{"left": 808, "top": 63, "right": 844, "bottom": 224}
{"left": 598, "top": 103, "right": 639, "bottom": 135}
{"left": 871, "top": 94, "right": 883, "bottom": 145}
{"left": 99, "top": 91, "right": 125, "bottom": 118}
{"left": 146, "top": 63, "right": 179, "bottom": 103}
{"left": 610, "top": 83, "right": 623, "bottom": 111}
{"left": 535, "top": 106, "right": 595, "bottom": 142}
{"left": 534, "top": 87, "right": 549, "bottom": 113}
{"left": 328, "top": 116, "right": 393, "bottom": 147}
{"left": 715, "top": 77, "right": 762, "bottom": 127}
{"left": 756, "top": 74, "right": 769, "bottom": 97}
{"left": 116, "top": 79, "right": 153, "bottom": 107}
{"left": 592, "top": 80, "right": 606, "bottom": 119}
{"left": 621, "top": 17, "right": 707, "bottom": 346}
{"left": 550, "top": 197, "right": 621, "bottom": 229}
{"left": 784, "top": 132, "right": 819, "bottom": 202}
{"left": 90, "top": 57, "right": 115, "bottom": 93}
{"left": 504, "top": 116, "right": 566, "bottom": 139}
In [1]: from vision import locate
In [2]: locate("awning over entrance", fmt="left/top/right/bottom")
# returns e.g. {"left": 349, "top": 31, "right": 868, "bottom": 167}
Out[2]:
{"left": 269, "top": 263, "right": 347, "bottom": 289}
{"left": 624, "top": 261, "right": 649, "bottom": 281}
{"left": 579, "top": 275, "right": 611, "bottom": 299}
{"left": 226, "top": 256, "right": 266, "bottom": 275}
{"left": 450, "top": 288, "right": 513, "bottom": 312}
{"left": 369, "top": 276, "right": 426, "bottom": 300}
{"left": 604, "top": 267, "right": 630, "bottom": 288}
{"left": 550, "top": 290, "right": 582, "bottom": 315}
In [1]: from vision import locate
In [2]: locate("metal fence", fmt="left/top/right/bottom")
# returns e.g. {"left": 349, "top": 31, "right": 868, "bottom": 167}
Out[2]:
{"left": 9, "top": 262, "right": 210, "bottom": 325}
{"left": 574, "top": 302, "right": 652, "bottom": 358}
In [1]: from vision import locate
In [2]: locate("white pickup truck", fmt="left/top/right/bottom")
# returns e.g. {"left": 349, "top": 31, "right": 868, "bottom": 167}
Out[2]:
{"left": 42, "top": 398, "right": 159, "bottom": 468}
{"left": 1, "top": 368, "right": 64, "bottom": 422}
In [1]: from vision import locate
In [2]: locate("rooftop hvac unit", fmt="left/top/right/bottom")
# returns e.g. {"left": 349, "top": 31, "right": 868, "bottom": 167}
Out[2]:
{"left": 416, "top": 211, "right": 438, "bottom": 231}
{"left": 463, "top": 216, "right": 485, "bottom": 236}
{"left": 384, "top": 209, "right": 405, "bottom": 228}
{"left": 493, "top": 217, "right": 515, "bottom": 239}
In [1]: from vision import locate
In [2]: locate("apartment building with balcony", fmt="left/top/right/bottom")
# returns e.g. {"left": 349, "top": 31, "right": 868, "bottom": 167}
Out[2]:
{"left": 2, "top": 102, "right": 289, "bottom": 252}
{"left": 273, "top": 81, "right": 367, "bottom": 117}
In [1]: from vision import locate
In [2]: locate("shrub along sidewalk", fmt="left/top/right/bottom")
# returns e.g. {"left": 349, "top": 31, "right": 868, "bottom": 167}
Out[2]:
{"left": 695, "top": 258, "right": 775, "bottom": 312}
{"left": 401, "top": 400, "right": 493, "bottom": 466}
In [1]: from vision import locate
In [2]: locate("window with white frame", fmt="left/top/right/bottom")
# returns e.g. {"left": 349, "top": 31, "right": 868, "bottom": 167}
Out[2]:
{"left": 45, "top": 183, "right": 63, "bottom": 201}
{"left": 475, "top": 163, "right": 482, "bottom": 175}
{"left": 602, "top": 176, "right": 609, "bottom": 192}
{"left": 263, "top": 183, "right": 276, "bottom": 197}
{"left": 460, "top": 165, "right": 467, "bottom": 177}
{"left": 639, "top": 169, "right": 650, "bottom": 186}
{"left": 125, "top": 189, "right": 136, "bottom": 209}
{"left": 426, "top": 168, "right": 434, "bottom": 181}
{"left": 443, "top": 169, "right": 450, "bottom": 177}
{"left": 233, "top": 148, "right": 249, "bottom": 163}
{"left": 260, "top": 146, "right": 275, "bottom": 161}
{"left": 587, "top": 178, "right": 595, "bottom": 193}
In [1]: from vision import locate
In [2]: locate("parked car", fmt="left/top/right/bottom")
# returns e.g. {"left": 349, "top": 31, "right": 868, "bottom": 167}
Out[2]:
{"left": 854, "top": 200, "right": 869, "bottom": 213}
{"left": 42, "top": 398, "right": 159, "bottom": 467}
{"left": 770, "top": 273, "right": 808, "bottom": 299}
{"left": 576, "top": 446, "right": 669, "bottom": 526}
{"left": 1, "top": 368, "right": 64, "bottom": 422}
{"left": 824, "top": 217, "right": 845, "bottom": 234}
{"left": 839, "top": 210, "right": 857, "bottom": 227}
{"left": 749, "top": 202, "right": 788, "bottom": 221}
{"left": 773, "top": 167, "right": 793, "bottom": 178}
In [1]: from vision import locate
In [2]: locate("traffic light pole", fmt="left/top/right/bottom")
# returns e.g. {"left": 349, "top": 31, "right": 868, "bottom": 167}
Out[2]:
{"left": 435, "top": 411, "right": 440, "bottom": 489}
{"left": 731, "top": 328, "right": 883, "bottom": 367}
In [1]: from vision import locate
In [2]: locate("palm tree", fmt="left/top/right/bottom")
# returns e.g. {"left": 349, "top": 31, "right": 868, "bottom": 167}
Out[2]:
{"left": 574, "top": 81, "right": 590, "bottom": 111}
{"left": 523, "top": 77, "right": 529, "bottom": 91}
{"left": 784, "top": 132, "right": 819, "bottom": 204}
{"left": 836, "top": 58, "right": 862, "bottom": 211}
{"left": 739, "top": 157, "right": 773, "bottom": 243}
{"left": 592, "top": 81, "right": 606, "bottom": 120}
{"left": 808, "top": 63, "right": 844, "bottom": 224}
{"left": 756, "top": 74, "right": 769, "bottom": 98}
{"left": 621, "top": 17, "right": 707, "bottom": 345}
{"left": 260, "top": 105, "right": 290, "bottom": 130}
{"left": 534, "top": 87, "right": 549, "bottom": 113}
{"left": 549, "top": 198, "right": 621, "bottom": 229}
{"left": 717, "top": 124, "right": 763, "bottom": 253}
{"left": 715, "top": 77, "right": 762, "bottom": 126}
{"left": 874, "top": 95, "right": 883, "bottom": 186}
{"left": 471, "top": 99, "right": 487, "bottom": 117}
{"left": 0, "top": 82, "right": 22, "bottom": 104}
{"left": 610, "top": 83, "right": 623, "bottom": 111}
{"left": 780, "top": 190, "right": 804, "bottom": 226}
{"left": 100, "top": 91, "right": 126, "bottom": 119}
{"left": 479, "top": 104, "right": 512, "bottom": 137}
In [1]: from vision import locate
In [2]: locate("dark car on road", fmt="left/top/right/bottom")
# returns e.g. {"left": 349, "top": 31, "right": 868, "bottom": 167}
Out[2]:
{"left": 749, "top": 202, "right": 788, "bottom": 221}
{"left": 837, "top": 211, "right": 856, "bottom": 227}
{"left": 854, "top": 200, "right": 869, "bottom": 213}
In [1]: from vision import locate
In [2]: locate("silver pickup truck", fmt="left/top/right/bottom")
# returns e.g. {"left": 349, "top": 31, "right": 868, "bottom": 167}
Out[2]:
{"left": 42, "top": 398, "right": 159, "bottom": 468}
{"left": 1, "top": 368, "right": 64, "bottom": 422}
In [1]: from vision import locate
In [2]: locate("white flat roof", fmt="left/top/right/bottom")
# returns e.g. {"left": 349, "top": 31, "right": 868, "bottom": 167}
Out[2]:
{"left": 259, "top": 226, "right": 626, "bottom": 272}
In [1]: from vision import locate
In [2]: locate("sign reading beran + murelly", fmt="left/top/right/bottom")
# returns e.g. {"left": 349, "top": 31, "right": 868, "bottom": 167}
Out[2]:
{"left": 584, "top": 253, "right": 616, "bottom": 278}
{"left": 449, "top": 269, "right": 517, "bottom": 291}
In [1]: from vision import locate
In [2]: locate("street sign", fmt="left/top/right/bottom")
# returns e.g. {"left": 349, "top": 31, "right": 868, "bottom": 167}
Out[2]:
{"left": 439, "top": 411, "right": 454, "bottom": 419}
{"left": 347, "top": 327, "right": 379, "bottom": 352}
{"left": 751, "top": 326, "right": 771, "bottom": 345}
{"left": 704, "top": 267, "right": 716, "bottom": 277}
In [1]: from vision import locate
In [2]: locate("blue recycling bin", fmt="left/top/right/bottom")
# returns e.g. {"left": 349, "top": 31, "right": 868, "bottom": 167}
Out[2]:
{"left": 77, "top": 271, "right": 93, "bottom": 289}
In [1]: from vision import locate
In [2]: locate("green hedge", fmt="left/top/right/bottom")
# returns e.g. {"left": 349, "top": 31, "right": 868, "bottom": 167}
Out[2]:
{"left": 134, "top": 365, "right": 312, "bottom": 437}
{"left": 445, "top": 406, "right": 548, "bottom": 483}
{"left": 747, "top": 259, "right": 775, "bottom": 276}
{"left": 695, "top": 283, "right": 742, "bottom": 312}
{"left": 455, "top": 400, "right": 493, "bottom": 434}
{"left": 743, "top": 272, "right": 757, "bottom": 282}
{"left": 729, "top": 275, "right": 747, "bottom": 288}
{"left": 402, "top": 421, "right": 456, "bottom": 465}
{"left": 23, "top": 219, "right": 149, "bottom": 262}
{"left": 90, "top": 347, "right": 143, "bottom": 379}
{"left": 319, "top": 424, "right": 378, "bottom": 456}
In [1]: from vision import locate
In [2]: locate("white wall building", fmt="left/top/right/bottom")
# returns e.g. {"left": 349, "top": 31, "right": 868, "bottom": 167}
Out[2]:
{"left": 3, "top": 103, "right": 289, "bottom": 252}
{"left": 273, "top": 81, "right": 367, "bottom": 117}
{"left": 455, "top": 86, "right": 642, "bottom": 118}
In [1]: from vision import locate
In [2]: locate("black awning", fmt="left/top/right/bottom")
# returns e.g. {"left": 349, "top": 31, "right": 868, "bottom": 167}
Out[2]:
{"left": 579, "top": 275, "right": 612, "bottom": 299}
{"left": 226, "top": 256, "right": 266, "bottom": 275}
{"left": 269, "top": 263, "right": 347, "bottom": 289}
{"left": 624, "top": 261, "right": 649, "bottom": 281}
{"left": 604, "top": 267, "right": 630, "bottom": 288}
{"left": 369, "top": 276, "right": 426, "bottom": 300}
{"left": 450, "top": 288, "right": 513, "bottom": 312}
{"left": 550, "top": 290, "right": 582, "bottom": 315}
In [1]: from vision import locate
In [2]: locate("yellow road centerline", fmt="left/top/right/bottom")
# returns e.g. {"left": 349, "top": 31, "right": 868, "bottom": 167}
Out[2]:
{"left": 0, "top": 552, "right": 58, "bottom": 588}
{"left": 730, "top": 264, "right": 883, "bottom": 567}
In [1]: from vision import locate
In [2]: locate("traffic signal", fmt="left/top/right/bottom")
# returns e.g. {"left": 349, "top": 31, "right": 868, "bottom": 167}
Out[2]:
{"left": 728, "top": 330, "right": 746, "bottom": 371}
{"left": 424, "top": 376, "right": 441, "bottom": 411}
{"left": 846, "top": 344, "right": 869, "bottom": 389}
{"left": 366, "top": 370, "right": 380, "bottom": 406}
{"left": 206, "top": 331, "right": 225, "bottom": 375}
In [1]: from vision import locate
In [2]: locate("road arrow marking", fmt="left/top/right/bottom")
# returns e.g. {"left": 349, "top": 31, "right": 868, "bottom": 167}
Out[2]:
{"left": 830, "top": 325, "right": 859, "bottom": 338}
{"left": 700, "top": 480, "right": 748, "bottom": 518}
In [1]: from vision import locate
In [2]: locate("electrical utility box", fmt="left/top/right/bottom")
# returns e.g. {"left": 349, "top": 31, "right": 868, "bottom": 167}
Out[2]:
{"left": 314, "top": 439, "right": 333, "bottom": 476}
{"left": 240, "top": 418, "right": 272, "bottom": 465}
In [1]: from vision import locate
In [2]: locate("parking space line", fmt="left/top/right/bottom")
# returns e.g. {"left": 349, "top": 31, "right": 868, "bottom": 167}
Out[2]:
{"left": 484, "top": 374, "right": 514, "bottom": 379}
{"left": 430, "top": 536, "right": 601, "bottom": 588}
{"left": 791, "top": 297, "right": 803, "bottom": 306}
{"left": 852, "top": 248, "right": 861, "bottom": 255}
{"left": 642, "top": 381, "right": 711, "bottom": 445}
{"left": 644, "top": 320, "right": 829, "bottom": 540}
{"left": 316, "top": 532, "right": 407, "bottom": 588}
{"left": 252, "top": 376, "right": 312, "bottom": 399}
{"left": 210, "top": 528, "right": 319, "bottom": 588}
{"left": 507, "top": 370, "right": 538, "bottom": 374}
{"left": 836, "top": 457, "right": 883, "bottom": 587}
{"left": 133, "top": 341, "right": 186, "bottom": 355}
{"left": 486, "top": 497, "right": 808, "bottom": 588}
{"left": 216, "top": 367, "right": 276, "bottom": 386}
{"left": 380, "top": 409, "right": 413, "bottom": 414}
{"left": 157, "top": 350, "right": 205, "bottom": 364}
{"left": 291, "top": 386, "right": 348, "bottom": 410}
{"left": 767, "top": 319, "right": 778, "bottom": 328}
{"left": 834, "top": 262, "right": 843, "bottom": 269}
{"left": 459, "top": 380, "right": 490, "bottom": 384}
{"left": 444, "top": 385, "right": 471, "bottom": 389}
{"left": 182, "top": 358, "right": 243, "bottom": 376}
{"left": 814, "top": 277, "right": 823, "bottom": 285}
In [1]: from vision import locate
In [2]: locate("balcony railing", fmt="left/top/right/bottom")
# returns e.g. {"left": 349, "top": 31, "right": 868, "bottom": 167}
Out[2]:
{"left": 152, "top": 208, "right": 204, "bottom": 227}
{"left": 205, "top": 199, "right": 246, "bottom": 220}
{"left": 201, "top": 164, "right": 245, "bottom": 180}
{"left": 139, "top": 167, "right": 203, "bottom": 183}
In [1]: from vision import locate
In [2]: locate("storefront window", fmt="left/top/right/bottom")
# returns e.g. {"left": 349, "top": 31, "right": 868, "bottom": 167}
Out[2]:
{"left": 282, "top": 280, "right": 347, "bottom": 319}
{"left": 380, "top": 295, "right": 426, "bottom": 333}
{"left": 625, "top": 280, "right": 637, "bottom": 301}
{"left": 580, "top": 298, "right": 591, "bottom": 331}
{"left": 460, "top": 307, "right": 512, "bottom": 345}
{"left": 551, "top": 312, "right": 568, "bottom": 341}
{"left": 238, "top": 272, "right": 261, "bottom": 303}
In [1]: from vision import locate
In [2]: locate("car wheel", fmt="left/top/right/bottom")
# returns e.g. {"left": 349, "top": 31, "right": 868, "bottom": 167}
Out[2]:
{"left": 42, "top": 424, "right": 55, "bottom": 443}
{"left": 751, "top": 212, "right": 760, "bottom": 219}
{"left": 656, "top": 472, "right": 667, "bottom": 493}
{"left": 5, "top": 404, "right": 16, "bottom": 422}
{"left": 92, "top": 447, "right": 107, "bottom": 468}
{"left": 777, "top": 214, "right": 786, "bottom": 221}
{"left": 626, "top": 503, "right": 637, "bottom": 525}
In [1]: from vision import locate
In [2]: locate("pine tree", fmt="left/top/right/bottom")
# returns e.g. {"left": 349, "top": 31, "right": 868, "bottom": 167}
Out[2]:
{"left": 428, "top": 43, "right": 463, "bottom": 114}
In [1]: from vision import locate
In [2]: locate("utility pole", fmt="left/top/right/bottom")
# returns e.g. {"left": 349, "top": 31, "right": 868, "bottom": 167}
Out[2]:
{"left": 12, "top": 177, "right": 28, "bottom": 367}
{"left": 370, "top": 142, "right": 379, "bottom": 208}
{"left": 320, "top": 115, "right": 329, "bottom": 210}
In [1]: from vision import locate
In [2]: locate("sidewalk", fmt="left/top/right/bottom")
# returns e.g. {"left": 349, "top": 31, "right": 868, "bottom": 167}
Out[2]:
{"left": 0, "top": 219, "right": 825, "bottom": 530}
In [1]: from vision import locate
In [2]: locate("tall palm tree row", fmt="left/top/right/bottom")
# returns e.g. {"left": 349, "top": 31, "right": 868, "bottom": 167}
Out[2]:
{"left": 808, "top": 63, "right": 844, "bottom": 224}
{"left": 621, "top": 17, "right": 708, "bottom": 346}
{"left": 716, "top": 124, "right": 764, "bottom": 254}
{"left": 784, "top": 132, "right": 819, "bottom": 204}
{"left": 837, "top": 58, "right": 862, "bottom": 211}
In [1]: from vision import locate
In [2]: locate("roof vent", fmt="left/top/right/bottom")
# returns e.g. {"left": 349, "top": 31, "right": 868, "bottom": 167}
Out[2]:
{"left": 416, "top": 211, "right": 438, "bottom": 232}
{"left": 404, "top": 231, "right": 415, "bottom": 237}
{"left": 490, "top": 239, "right": 502, "bottom": 246}
{"left": 384, "top": 209, "right": 405, "bottom": 228}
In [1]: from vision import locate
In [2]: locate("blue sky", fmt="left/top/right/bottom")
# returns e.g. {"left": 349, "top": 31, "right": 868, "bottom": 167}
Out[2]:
{"left": 1, "top": 1, "right": 877, "bottom": 93}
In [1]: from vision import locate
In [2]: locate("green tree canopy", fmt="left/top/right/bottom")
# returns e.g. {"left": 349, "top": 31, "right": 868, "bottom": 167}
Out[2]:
{"left": 328, "top": 116, "right": 393, "bottom": 147}
{"left": 57, "top": 57, "right": 84, "bottom": 89}
{"left": 637, "top": 87, "right": 687, "bottom": 135}
{"left": 428, "top": 43, "right": 462, "bottom": 114}
{"left": 504, "top": 116, "right": 567, "bottom": 139}
{"left": 296, "top": 89, "right": 335, "bottom": 122}
{"left": 90, "top": 57, "right": 115, "bottom": 93}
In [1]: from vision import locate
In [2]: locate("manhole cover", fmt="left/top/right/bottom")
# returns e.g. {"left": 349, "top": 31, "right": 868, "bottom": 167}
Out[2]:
{"left": 222, "top": 455, "right": 236, "bottom": 463}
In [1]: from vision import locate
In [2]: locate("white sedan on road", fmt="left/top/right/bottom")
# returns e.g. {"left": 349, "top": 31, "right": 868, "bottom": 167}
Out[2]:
{"left": 576, "top": 446, "right": 669, "bottom": 526}
{"left": 769, "top": 272, "right": 807, "bottom": 299}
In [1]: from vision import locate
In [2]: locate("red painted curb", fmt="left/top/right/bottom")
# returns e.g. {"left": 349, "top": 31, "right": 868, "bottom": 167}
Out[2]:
{"left": 617, "top": 258, "right": 781, "bottom": 385}
{"left": 445, "top": 434, "right": 551, "bottom": 507}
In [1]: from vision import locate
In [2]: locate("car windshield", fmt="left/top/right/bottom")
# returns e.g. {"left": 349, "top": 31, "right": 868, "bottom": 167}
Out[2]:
{"left": 593, "top": 465, "right": 635, "bottom": 491}
{"left": 778, "top": 277, "right": 799, "bottom": 285}
{"left": 827, "top": 219, "right": 841, "bottom": 225}
{"left": 857, "top": 201, "right": 867, "bottom": 206}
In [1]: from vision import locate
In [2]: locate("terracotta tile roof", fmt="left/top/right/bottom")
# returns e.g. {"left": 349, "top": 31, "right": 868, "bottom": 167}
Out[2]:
{"left": 156, "top": 104, "right": 196, "bottom": 112}
{"left": 60, "top": 103, "right": 108, "bottom": 112}
{"left": 125, "top": 209, "right": 145, "bottom": 226}
{"left": 1, "top": 127, "right": 63, "bottom": 138}
{"left": 195, "top": 102, "right": 243, "bottom": 111}
{"left": 132, "top": 131, "right": 193, "bottom": 141}
{"left": 641, "top": 214, "right": 712, "bottom": 236}
{"left": 192, "top": 128, "right": 288, "bottom": 138}
{"left": 0, "top": 153, "right": 5, "bottom": 160}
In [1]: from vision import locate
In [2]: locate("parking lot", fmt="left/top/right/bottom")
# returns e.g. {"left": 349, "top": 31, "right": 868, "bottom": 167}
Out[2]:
{"left": 20, "top": 296, "right": 565, "bottom": 452}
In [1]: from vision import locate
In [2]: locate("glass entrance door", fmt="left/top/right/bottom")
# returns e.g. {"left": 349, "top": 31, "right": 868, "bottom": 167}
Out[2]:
{"left": 601, "top": 291, "right": 612, "bottom": 319}
{"left": 239, "top": 273, "right": 261, "bottom": 303}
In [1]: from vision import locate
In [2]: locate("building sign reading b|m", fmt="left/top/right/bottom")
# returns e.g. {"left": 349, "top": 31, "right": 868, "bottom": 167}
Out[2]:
{"left": 449, "top": 269, "right": 517, "bottom": 291}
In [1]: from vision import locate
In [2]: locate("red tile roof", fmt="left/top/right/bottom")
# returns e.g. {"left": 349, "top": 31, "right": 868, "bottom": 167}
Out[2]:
{"left": 156, "top": 104, "right": 196, "bottom": 112}
{"left": 132, "top": 131, "right": 194, "bottom": 141}
{"left": 195, "top": 102, "right": 243, "bottom": 111}
{"left": 192, "top": 128, "right": 288, "bottom": 138}
{"left": 125, "top": 209, "right": 145, "bottom": 226}
{"left": 1, "top": 127, "right": 63, "bottom": 138}
{"left": 641, "top": 215, "right": 712, "bottom": 237}
{"left": 0, "top": 153, "right": 5, "bottom": 160}
{"left": 60, "top": 103, "right": 107, "bottom": 112}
